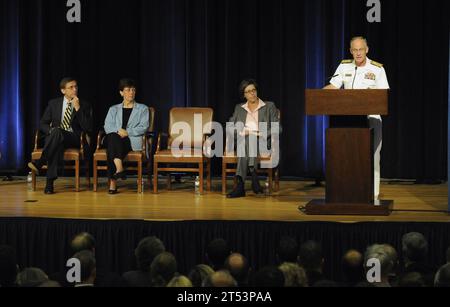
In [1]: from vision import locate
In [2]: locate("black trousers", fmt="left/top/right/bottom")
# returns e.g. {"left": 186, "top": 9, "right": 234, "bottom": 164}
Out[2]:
{"left": 39, "top": 128, "right": 80, "bottom": 180}
{"left": 105, "top": 133, "right": 132, "bottom": 179}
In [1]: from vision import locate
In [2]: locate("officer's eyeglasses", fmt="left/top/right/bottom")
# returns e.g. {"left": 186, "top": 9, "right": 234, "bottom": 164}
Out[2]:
{"left": 351, "top": 48, "right": 366, "bottom": 54}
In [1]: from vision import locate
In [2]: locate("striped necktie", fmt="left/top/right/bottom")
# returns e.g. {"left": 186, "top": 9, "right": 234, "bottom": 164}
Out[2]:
{"left": 61, "top": 101, "right": 73, "bottom": 131}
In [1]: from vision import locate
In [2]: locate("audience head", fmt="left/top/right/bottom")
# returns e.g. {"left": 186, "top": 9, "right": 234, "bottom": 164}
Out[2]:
{"left": 203, "top": 270, "right": 237, "bottom": 287}
{"left": 253, "top": 266, "right": 285, "bottom": 287}
{"left": 402, "top": 232, "right": 428, "bottom": 263}
{"left": 167, "top": 275, "right": 193, "bottom": 287}
{"left": 16, "top": 267, "right": 49, "bottom": 287}
{"left": 382, "top": 244, "right": 398, "bottom": 269}
{"left": 276, "top": 236, "right": 299, "bottom": 264}
{"left": 435, "top": 263, "right": 450, "bottom": 287}
{"left": 364, "top": 244, "right": 394, "bottom": 283}
{"left": 342, "top": 249, "right": 364, "bottom": 284}
{"left": 72, "top": 250, "right": 96, "bottom": 285}
{"left": 70, "top": 232, "right": 96, "bottom": 254}
{"left": 135, "top": 236, "right": 166, "bottom": 272}
{"left": 0, "top": 245, "right": 18, "bottom": 287}
{"left": 299, "top": 240, "right": 324, "bottom": 272}
{"left": 224, "top": 253, "right": 250, "bottom": 286}
{"left": 206, "top": 238, "right": 231, "bottom": 270}
{"left": 188, "top": 264, "right": 215, "bottom": 287}
{"left": 150, "top": 252, "right": 177, "bottom": 287}
{"left": 278, "top": 262, "right": 308, "bottom": 287}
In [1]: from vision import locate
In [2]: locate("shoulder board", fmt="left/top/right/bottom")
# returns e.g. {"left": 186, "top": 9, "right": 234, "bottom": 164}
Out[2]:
{"left": 341, "top": 59, "right": 353, "bottom": 64}
{"left": 371, "top": 60, "right": 383, "bottom": 68}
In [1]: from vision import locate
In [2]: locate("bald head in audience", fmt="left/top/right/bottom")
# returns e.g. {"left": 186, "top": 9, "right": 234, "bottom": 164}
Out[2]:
{"left": 342, "top": 250, "right": 364, "bottom": 284}
{"left": 71, "top": 232, "right": 96, "bottom": 254}
{"left": 203, "top": 270, "right": 237, "bottom": 287}
{"left": 343, "top": 250, "right": 362, "bottom": 266}
{"left": 224, "top": 253, "right": 249, "bottom": 286}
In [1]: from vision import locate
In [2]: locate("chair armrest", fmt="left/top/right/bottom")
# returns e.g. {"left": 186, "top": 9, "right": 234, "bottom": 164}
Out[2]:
{"left": 96, "top": 131, "right": 105, "bottom": 150}
{"left": 146, "top": 131, "right": 157, "bottom": 138}
{"left": 202, "top": 134, "right": 214, "bottom": 157}
{"left": 34, "top": 130, "right": 41, "bottom": 151}
{"left": 144, "top": 132, "right": 157, "bottom": 149}
{"left": 80, "top": 130, "right": 92, "bottom": 148}
{"left": 156, "top": 132, "right": 169, "bottom": 153}
{"left": 141, "top": 131, "right": 157, "bottom": 156}
{"left": 80, "top": 132, "right": 86, "bottom": 152}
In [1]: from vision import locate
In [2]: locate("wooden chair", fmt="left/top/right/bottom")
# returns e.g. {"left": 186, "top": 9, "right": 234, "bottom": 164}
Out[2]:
{"left": 221, "top": 110, "right": 281, "bottom": 195}
{"left": 93, "top": 107, "right": 155, "bottom": 193}
{"left": 153, "top": 108, "right": 213, "bottom": 194}
{"left": 31, "top": 131, "right": 91, "bottom": 192}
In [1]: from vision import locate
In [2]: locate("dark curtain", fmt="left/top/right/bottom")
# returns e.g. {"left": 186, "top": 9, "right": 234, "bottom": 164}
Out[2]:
{"left": 0, "top": 0, "right": 23, "bottom": 170}
{"left": 0, "top": 0, "right": 448, "bottom": 180}
{"left": 1, "top": 218, "right": 450, "bottom": 281}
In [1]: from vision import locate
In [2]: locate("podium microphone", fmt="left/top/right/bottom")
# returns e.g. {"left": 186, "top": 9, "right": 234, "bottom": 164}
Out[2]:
{"left": 351, "top": 67, "right": 358, "bottom": 89}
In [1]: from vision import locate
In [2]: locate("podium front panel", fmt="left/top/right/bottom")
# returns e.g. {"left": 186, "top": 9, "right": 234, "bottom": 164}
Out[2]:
{"left": 326, "top": 128, "right": 374, "bottom": 203}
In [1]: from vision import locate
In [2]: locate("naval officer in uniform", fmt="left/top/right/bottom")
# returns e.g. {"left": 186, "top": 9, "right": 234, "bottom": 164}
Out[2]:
{"left": 324, "top": 36, "right": 389, "bottom": 200}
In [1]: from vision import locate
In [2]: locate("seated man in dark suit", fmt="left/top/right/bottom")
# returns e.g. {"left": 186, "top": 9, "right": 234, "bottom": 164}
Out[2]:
{"left": 28, "top": 77, "right": 93, "bottom": 194}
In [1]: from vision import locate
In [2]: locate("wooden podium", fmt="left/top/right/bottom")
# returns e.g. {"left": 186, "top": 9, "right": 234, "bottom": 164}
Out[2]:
{"left": 304, "top": 89, "right": 393, "bottom": 216}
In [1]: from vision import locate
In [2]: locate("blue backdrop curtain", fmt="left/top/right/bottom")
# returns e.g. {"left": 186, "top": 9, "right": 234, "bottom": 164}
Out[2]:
{"left": 0, "top": 0, "right": 23, "bottom": 170}
{"left": 0, "top": 0, "right": 448, "bottom": 181}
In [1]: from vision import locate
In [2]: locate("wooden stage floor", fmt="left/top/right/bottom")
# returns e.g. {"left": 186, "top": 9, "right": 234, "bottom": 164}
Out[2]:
{"left": 0, "top": 177, "right": 448, "bottom": 223}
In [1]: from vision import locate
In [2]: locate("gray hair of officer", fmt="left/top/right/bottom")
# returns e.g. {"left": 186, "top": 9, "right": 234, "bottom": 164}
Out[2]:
{"left": 350, "top": 36, "right": 368, "bottom": 48}
{"left": 364, "top": 244, "right": 394, "bottom": 278}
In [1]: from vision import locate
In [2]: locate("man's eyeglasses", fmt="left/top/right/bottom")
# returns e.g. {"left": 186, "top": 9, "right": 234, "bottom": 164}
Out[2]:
{"left": 351, "top": 48, "right": 366, "bottom": 53}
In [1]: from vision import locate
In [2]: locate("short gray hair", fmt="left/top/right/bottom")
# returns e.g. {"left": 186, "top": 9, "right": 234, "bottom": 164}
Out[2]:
{"left": 350, "top": 36, "right": 368, "bottom": 48}
{"left": 278, "top": 262, "right": 308, "bottom": 287}
{"left": 364, "top": 244, "right": 394, "bottom": 277}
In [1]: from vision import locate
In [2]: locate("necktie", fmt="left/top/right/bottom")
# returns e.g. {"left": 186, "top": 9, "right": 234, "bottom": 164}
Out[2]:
{"left": 61, "top": 101, "right": 73, "bottom": 131}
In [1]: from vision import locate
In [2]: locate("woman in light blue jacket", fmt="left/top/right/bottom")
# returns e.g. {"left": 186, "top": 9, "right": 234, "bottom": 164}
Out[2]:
{"left": 103, "top": 79, "right": 149, "bottom": 194}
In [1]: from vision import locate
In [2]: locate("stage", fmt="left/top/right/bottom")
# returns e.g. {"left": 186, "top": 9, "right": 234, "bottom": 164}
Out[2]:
{"left": 0, "top": 177, "right": 448, "bottom": 222}
{"left": 0, "top": 177, "right": 449, "bottom": 278}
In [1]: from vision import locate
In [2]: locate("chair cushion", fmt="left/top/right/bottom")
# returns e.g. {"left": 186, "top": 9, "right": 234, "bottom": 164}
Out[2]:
{"left": 222, "top": 152, "right": 273, "bottom": 163}
{"left": 32, "top": 149, "right": 80, "bottom": 161}
{"left": 94, "top": 149, "right": 144, "bottom": 162}
{"left": 154, "top": 149, "right": 205, "bottom": 163}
